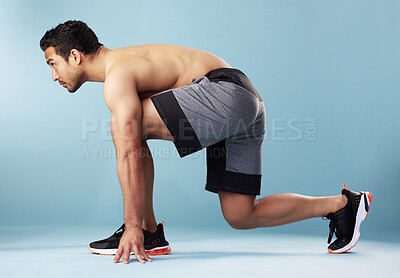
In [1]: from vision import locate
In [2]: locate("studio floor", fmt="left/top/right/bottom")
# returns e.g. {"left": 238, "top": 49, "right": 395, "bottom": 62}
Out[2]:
{"left": 0, "top": 225, "right": 398, "bottom": 278}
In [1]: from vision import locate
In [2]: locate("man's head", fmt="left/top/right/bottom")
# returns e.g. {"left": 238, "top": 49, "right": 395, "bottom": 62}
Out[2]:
{"left": 40, "top": 20, "right": 103, "bottom": 93}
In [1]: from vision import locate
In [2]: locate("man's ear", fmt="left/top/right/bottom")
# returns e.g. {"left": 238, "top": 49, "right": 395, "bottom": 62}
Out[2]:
{"left": 69, "top": 49, "right": 82, "bottom": 64}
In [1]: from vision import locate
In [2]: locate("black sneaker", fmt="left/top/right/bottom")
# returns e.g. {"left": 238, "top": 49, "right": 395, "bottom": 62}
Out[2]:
{"left": 325, "top": 184, "right": 372, "bottom": 254}
{"left": 88, "top": 221, "right": 171, "bottom": 256}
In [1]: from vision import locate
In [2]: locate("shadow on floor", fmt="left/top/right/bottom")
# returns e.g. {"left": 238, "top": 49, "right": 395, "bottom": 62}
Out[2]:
{"left": 123, "top": 249, "right": 366, "bottom": 263}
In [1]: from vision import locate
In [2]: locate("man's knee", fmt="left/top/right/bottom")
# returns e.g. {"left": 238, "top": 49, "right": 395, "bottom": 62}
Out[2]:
{"left": 218, "top": 191, "right": 256, "bottom": 230}
{"left": 223, "top": 213, "right": 251, "bottom": 230}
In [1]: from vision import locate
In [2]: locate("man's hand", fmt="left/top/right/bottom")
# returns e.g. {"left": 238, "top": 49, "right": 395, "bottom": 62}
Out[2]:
{"left": 113, "top": 227, "right": 152, "bottom": 264}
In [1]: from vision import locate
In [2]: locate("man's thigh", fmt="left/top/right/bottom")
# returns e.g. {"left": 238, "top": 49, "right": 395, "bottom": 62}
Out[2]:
{"left": 141, "top": 97, "right": 174, "bottom": 141}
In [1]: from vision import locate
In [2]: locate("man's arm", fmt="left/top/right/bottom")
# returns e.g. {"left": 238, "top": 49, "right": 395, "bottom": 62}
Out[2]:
{"left": 104, "top": 68, "right": 151, "bottom": 264}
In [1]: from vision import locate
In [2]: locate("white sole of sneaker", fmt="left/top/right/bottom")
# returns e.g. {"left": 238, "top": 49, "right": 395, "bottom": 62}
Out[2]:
{"left": 328, "top": 191, "right": 372, "bottom": 254}
{"left": 88, "top": 245, "right": 171, "bottom": 256}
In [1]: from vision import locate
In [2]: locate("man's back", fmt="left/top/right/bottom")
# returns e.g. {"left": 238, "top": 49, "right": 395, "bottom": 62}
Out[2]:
{"left": 104, "top": 44, "right": 231, "bottom": 99}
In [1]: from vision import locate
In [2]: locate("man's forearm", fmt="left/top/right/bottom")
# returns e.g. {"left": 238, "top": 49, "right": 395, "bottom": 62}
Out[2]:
{"left": 116, "top": 146, "right": 146, "bottom": 229}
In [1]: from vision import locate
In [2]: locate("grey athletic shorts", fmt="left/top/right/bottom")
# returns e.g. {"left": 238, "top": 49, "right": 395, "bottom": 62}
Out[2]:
{"left": 150, "top": 68, "right": 266, "bottom": 195}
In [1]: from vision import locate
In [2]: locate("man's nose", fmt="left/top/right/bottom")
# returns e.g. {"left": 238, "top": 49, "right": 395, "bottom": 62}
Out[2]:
{"left": 52, "top": 69, "right": 59, "bottom": 82}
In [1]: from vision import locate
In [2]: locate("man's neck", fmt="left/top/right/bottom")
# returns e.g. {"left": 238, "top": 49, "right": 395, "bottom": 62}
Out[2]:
{"left": 82, "top": 46, "right": 109, "bottom": 83}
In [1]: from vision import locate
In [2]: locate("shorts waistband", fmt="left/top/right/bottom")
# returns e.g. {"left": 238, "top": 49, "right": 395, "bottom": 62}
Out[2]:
{"left": 205, "top": 68, "right": 246, "bottom": 82}
{"left": 205, "top": 68, "right": 262, "bottom": 101}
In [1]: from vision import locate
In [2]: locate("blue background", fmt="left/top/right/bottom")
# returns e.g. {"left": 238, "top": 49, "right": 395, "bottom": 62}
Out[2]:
{"left": 0, "top": 0, "right": 399, "bottom": 240}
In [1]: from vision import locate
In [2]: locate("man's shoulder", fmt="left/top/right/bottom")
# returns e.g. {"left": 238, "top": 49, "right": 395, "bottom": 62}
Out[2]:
{"left": 102, "top": 62, "right": 142, "bottom": 112}
{"left": 105, "top": 51, "right": 151, "bottom": 80}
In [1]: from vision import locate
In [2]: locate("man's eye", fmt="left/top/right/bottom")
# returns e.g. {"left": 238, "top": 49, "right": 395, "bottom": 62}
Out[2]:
{"left": 51, "top": 63, "right": 55, "bottom": 68}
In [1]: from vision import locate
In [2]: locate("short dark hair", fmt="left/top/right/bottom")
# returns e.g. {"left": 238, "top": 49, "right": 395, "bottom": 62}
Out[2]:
{"left": 40, "top": 20, "right": 103, "bottom": 61}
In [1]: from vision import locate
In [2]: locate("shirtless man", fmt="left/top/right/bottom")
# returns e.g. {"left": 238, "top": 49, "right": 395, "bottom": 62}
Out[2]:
{"left": 40, "top": 20, "right": 372, "bottom": 264}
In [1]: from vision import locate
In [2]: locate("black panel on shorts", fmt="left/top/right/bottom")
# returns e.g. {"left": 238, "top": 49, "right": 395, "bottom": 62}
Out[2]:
{"left": 206, "top": 140, "right": 227, "bottom": 189}
{"left": 205, "top": 68, "right": 262, "bottom": 101}
{"left": 205, "top": 140, "right": 261, "bottom": 196}
{"left": 150, "top": 90, "right": 202, "bottom": 157}
{"left": 224, "top": 171, "right": 261, "bottom": 195}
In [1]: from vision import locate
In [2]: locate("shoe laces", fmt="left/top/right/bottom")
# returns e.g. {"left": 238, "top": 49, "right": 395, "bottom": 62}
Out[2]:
{"left": 324, "top": 212, "right": 345, "bottom": 244}
{"left": 114, "top": 224, "right": 125, "bottom": 236}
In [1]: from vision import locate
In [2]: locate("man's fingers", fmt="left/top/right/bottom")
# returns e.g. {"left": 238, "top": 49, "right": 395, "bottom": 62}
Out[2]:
{"left": 141, "top": 247, "right": 152, "bottom": 262}
{"left": 122, "top": 248, "right": 131, "bottom": 264}
{"left": 113, "top": 247, "right": 123, "bottom": 263}
{"left": 133, "top": 247, "right": 146, "bottom": 264}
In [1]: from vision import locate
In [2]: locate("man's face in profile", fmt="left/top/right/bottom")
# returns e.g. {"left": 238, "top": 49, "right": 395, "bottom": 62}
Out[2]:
{"left": 44, "top": 47, "right": 83, "bottom": 93}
